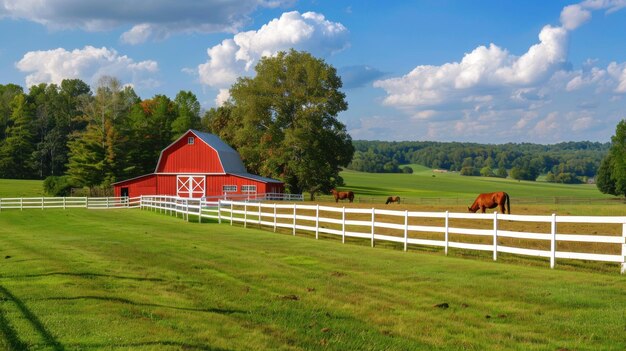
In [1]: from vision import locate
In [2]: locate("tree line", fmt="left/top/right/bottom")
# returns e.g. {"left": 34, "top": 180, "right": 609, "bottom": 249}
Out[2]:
{"left": 348, "top": 140, "right": 609, "bottom": 183}
{"left": 0, "top": 77, "right": 203, "bottom": 194}
{"left": 0, "top": 50, "right": 354, "bottom": 198}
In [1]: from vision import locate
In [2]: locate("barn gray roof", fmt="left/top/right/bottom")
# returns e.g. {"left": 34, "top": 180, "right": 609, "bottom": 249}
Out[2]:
{"left": 147, "top": 129, "right": 282, "bottom": 184}
{"left": 231, "top": 173, "right": 283, "bottom": 184}
{"left": 191, "top": 130, "right": 247, "bottom": 174}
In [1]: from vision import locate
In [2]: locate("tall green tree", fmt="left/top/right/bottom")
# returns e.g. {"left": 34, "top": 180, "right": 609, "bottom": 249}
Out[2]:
{"left": 597, "top": 119, "right": 626, "bottom": 196}
{"left": 0, "top": 84, "right": 24, "bottom": 140}
{"left": 171, "top": 90, "right": 201, "bottom": 138}
{"left": 596, "top": 153, "right": 616, "bottom": 195}
{"left": 66, "top": 122, "right": 106, "bottom": 191}
{"left": 0, "top": 94, "right": 35, "bottom": 178}
{"left": 209, "top": 50, "right": 353, "bottom": 197}
{"left": 124, "top": 95, "right": 176, "bottom": 177}
{"left": 67, "top": 77, "right": 138, "bottom": 190}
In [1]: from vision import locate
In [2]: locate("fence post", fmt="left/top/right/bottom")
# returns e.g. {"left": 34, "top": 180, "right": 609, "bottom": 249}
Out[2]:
{"left": 292, "top": 203, "right": 296, "bottom": 236}
{"left": 86, "top": 197, "right": 89, "bottom": 209}
{"left": 244, "top": 202, "right": 247, "bottom": 228}
{"left": 371, "top": 208, "right": 375, "bottom": 247}
{"left": 342, "top": 206, "right": 346, "bottom": 244}
{"left": 404, "top": 210, "right": 408, "bottom": 252}
{"left": 315, "top": 204, "right": 320, "bottom": 239}
{"left": 445, "top": 211, "right": 449, "bottom": 255}
{"left": 41, "top": 197, "right": 44, "bottom": 210}
{"left": 273, "top": 203, "right": 277, "bottom": 232}
{"left": 218, "top": 200, "right": 222, "bottom": 224}
{"left": 63, "top": 197, "right": 66, "bottom": 210}
{"left": 20, "top": 198, "right": 23, "bottom": 211}
{"left": 185, "top": 199, "right": 189, "bottom": 222}
{"left": 198, "top": 199, "right": 202, "bottom": 223}
{"left": 258, "top": 203, "right": 262, "bottom": 228}
{"left": 106, "top": 197, "right": 109, "bottom": 209}
{"left": 550, "top": 213, "right": 557, "bottom": 269}
{"left": 493, "top": 212, "right": 498, "bottom": 261}
{"left": 621, "top": 223, "right": 626, "bottom": 274}
{"left": 230, "top": 202, "right": 233, "bottom": 225}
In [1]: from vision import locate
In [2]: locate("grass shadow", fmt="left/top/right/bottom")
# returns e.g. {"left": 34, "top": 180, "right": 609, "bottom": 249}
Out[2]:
{"left": 0, "top": 285, "right": 65, "bottom": 350}
{"left": 0, "top": 272, "right": 166, "bottom": 282}
{"left": 65, "top": 341, "right": 233, "bottom": 350}
{"left": 36, "top": 295, "right": 243, "bottom": 315}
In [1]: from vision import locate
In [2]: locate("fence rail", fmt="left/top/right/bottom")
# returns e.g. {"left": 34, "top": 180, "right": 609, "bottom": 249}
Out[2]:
{"left": 2, "top": 195, "right": 625, "bottom": 273}
{"left": 0, "top": 196, "right": 140, "bottom": 210}
{"left": 315, "top": 195, "right": 626, "bottom": 206}
{"left": 139, "top": 197, "right": 626, "bottom": 274}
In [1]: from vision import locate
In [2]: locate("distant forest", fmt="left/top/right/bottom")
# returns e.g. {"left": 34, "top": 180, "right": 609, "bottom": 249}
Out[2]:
{"left": 348, "top": 140, "right": 610, "bottom": 183}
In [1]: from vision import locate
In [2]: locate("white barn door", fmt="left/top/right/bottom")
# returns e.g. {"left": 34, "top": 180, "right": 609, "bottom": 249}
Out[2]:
{"left": 177, "top": 175, "right": 206, "bottom": 198}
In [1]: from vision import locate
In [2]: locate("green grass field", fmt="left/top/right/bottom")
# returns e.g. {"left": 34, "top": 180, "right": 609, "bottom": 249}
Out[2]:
{"left": 339, "top": 167, "right": 613, "bottom": 200}
{"left": 0, "top": 179, "right": 44, "bottom": 198}
{"left": 1, "top": 209, "right": 625, "bottom": 350}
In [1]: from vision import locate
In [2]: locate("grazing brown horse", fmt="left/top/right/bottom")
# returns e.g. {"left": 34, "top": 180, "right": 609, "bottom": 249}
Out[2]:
{"left": 385, "top": 196, "right": 401, "bottom": 204}
{"left": 331, "top": 189, "right": 354, "bottom": 203}
{"left": 468, "top": 192, "right": 510, "bottom": 214}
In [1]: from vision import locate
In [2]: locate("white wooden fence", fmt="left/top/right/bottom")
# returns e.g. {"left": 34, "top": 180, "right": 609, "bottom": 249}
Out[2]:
{"left": 2, "top": 195, "right": 625, "bottom": 273}
{"left": 136, "top": 196, "right": 626, "bottom": 274}
{"left": 0, "top": 196, "right": 140, "bottom": 210}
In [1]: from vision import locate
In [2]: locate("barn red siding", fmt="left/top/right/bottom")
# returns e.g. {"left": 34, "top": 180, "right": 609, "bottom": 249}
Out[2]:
{"left": 114, "top": 173, "right": 284, "bottom": 198}
{"left": 113, "top": 130, "right": 284, "bottom": 199}
{"left": 156, "top": 175, "right": 177, "bottom": 196}
{"left": 156, "top": 132, "right": 224, "bottom": 173}
{"left": 204, "top": 175, "right": 271, "bottom": 197}
{"left": 113, "top": 175, "right": 157, "bottom": 198}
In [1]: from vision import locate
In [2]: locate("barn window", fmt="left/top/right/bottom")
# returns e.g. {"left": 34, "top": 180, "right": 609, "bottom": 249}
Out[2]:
{"left": 223, "top": 185, "right": 237, "bottom": 192}
{"left": 188, "top": 137, "right": 194, "bottom": 145}
{"left": 242, "top": 185, "right": 257, "bottom": 193}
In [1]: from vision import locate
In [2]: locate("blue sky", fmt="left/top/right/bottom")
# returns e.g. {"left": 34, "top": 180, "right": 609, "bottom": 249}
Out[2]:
{"left": 1, "top": 0, "right": 626, "bottom": 143}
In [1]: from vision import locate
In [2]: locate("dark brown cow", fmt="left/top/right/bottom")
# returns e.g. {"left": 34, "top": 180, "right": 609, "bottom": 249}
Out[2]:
{"left": 468, "top": 192, "right": 510, "bottom": 214}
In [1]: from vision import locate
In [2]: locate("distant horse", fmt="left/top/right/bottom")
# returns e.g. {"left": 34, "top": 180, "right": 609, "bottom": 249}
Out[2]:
{"left": 331, "top": 189, "right": 354, "bottom": 203}
{"left": 385, "top": 196, "right": 401, "bottom": 204}
{"left": 468, "top": 192, "right": 510, "bottom": 214}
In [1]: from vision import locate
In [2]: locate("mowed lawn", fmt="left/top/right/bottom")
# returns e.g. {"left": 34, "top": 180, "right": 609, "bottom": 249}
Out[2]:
{"left": 1, "top": 209, "right": 625, "bottom": 350}
{"left": 0, "top": 179, "right": 44, "bottom": 198}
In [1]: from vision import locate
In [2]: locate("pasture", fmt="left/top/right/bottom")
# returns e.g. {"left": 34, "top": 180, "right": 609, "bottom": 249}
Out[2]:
{"left": 339, "top": 167, "right": 614, "bottom": 199}
{"left": 331, "top": 168, "right": 626, "bottom": 216}
{"left": 1, "top": 209, "right": 625, "bottom": 350}
{"left": 0, "top": 179, "right": 44, "bottom": 198}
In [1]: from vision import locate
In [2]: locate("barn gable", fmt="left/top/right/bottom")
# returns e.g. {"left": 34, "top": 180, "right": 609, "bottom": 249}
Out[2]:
{"left": 155, "top": 130, "right": 246, "bottom": 174}
{"left": 114, "top": 129, "right": 284, "bottom": 198}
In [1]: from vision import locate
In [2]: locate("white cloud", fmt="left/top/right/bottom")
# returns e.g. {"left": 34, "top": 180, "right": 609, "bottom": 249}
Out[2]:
{"left": 607, "top": 62, "right": 626, "bottom": 92}
{"left": 412, "top": 110, "right": 437, "bottom": 120}
{"left": 197, "top": 11, "right": 348, "bottom": 93}
{"left": 366, "top": 0, "right": 626, "bottom": 143}
{"left": 15, "top": 46, "right": 158, "bottom": 88}
{"left": 532, "top": 112, "right": 560, "bottom": 138}
{"left": 560, "top": 4, "right": 591, "bottom": 30}
{"left": 0, "top": 0, "right": 295, "bottom": 44}
{"left": 581, "top": 0, "right": 626, "bottom": 13}
{"left": 215, "top": 89, "right": 231, "bottom": 107}
{"left": 120, "top": 24, "right": 152, "bottom": 45}
{"left": 571, "top": 115, "right": 594, "bottom": 131}
{"left": 374, "top": 24, "right": 567, "bottom": 108}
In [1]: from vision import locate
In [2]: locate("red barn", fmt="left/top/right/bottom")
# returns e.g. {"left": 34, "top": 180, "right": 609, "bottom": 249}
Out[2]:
{"left": 113, "top": 130, "right": 284, "bottom": 198}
